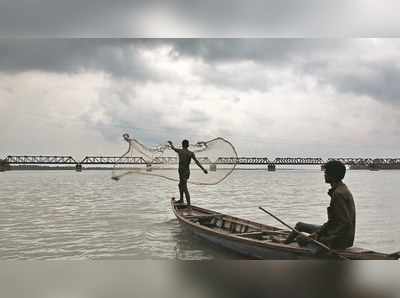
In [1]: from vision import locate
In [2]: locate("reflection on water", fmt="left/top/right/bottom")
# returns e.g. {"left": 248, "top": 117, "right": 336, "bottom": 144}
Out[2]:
{"left": 0, "top": 169, "right": 399, "bottom": 259}
{"left": 0, "top": 262, "right": 399, "bottom": 298}
{"left": 176, "top": 262, "right": 400, "bottom": 298}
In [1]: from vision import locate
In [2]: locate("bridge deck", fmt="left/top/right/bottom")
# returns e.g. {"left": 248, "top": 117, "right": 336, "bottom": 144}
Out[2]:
{"left": 3, "top": 156, "right": 400, "bottom": 166}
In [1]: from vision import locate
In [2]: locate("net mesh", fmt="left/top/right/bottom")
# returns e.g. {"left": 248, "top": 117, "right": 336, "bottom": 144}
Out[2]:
{"left": 111, "top": 133, "right": 238, "bottom": 185}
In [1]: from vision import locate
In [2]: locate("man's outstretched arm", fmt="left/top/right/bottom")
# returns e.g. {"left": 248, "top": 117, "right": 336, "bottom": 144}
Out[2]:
{"left": 168, "top": 141, "right": 179, "bottom": 153}
{"left": 192, "top": 154, "right": 208, "bottom": 174}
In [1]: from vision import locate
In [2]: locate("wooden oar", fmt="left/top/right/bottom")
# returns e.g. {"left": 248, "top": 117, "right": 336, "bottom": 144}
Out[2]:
{"left": 258, "top": 206, "right": 349, "bottom": 260}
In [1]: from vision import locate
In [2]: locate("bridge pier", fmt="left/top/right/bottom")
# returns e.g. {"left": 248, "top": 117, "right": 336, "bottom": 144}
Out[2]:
{"left": 209, "top": 164, "right": 217, "bottom": 172}
{"left": 267, "top": 164, "right": 276, "bottom": 171}
{"left": 0, "top": 159, "right": 10, "bottom": 172}
{"left": 75, "top": 164, "right": 82, "bottom": 172}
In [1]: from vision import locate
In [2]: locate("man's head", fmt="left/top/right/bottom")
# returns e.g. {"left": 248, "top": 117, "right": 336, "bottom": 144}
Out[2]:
{"left": 182, "top": 139, "right": 189, "bottom": 148}
{"left": 324, "top": 160, "right": 346, "bottom": 183}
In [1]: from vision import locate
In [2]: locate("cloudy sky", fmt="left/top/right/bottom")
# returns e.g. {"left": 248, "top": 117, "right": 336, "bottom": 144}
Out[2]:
{"left": 1, "top": 38, "right": 400, "bottom": 159}
{"left": 1, "top": 0, "right": 400, "bottom": 37}
{"left": 1, "top": 2, "right": 400, "bottom": 159}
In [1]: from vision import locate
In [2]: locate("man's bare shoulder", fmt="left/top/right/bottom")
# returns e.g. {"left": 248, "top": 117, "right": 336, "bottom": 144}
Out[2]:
{"left": 180, "top": 149, "right": 193, "bottom": 158}
{"left": 334, "top": 183, "right": 353, "bottom": 201}
{"left": 336, "top": 183, "right": 351, "bottom": 194}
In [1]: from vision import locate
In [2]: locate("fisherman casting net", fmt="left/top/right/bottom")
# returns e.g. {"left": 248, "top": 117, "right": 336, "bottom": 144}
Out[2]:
{"left": 111, "top": 133, "right": 238, "bottom": 185}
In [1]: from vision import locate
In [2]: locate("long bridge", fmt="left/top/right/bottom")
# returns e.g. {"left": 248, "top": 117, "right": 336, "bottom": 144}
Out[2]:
{"left": 1, "top": 155, "right": 400, "bottom": 171}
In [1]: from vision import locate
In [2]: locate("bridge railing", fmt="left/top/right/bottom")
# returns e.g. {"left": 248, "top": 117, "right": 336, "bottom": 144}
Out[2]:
{"left": 80, "top": 156, "right": 148, "bottom": 164}
{"left": 6, "top": 155, "right": 77, "bottom": 164}
{"left": 273, "top": 157, "right": 324, "bottom": 165}
{"left": 3, "top": 155, "right": 400, "bottom": 166}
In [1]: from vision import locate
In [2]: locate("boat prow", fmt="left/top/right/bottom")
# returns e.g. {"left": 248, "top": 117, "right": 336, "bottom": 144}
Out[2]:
{"left": 171, "top": 198, "right": 399, "bottom": 260}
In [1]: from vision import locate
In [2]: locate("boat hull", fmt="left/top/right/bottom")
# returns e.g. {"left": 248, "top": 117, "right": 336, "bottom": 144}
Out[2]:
{"left": 171, "top": 198, "right": 399, "bottom": 260}
{"left": 178, "top": 217, "right": 306, "bottom": 259}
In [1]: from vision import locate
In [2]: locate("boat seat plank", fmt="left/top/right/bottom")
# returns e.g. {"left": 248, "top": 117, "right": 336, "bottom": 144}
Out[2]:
{"left": 235, "top": 231, "right": 263, "bottom": 237}
{"left": 236, "top": 230, "right": 289, "bottom": 237}
{"left": 222, "top": 218, "right": 263, "bottom": 231}
{"left": 184, "top": 214, "right": 223, "bottom": 220}
{"left": 262, "top": 230, "right": 290, "bottom": 235}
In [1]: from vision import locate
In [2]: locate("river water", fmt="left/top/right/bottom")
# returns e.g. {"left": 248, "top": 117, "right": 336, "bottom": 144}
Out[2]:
{"left": 0, "top": 168, "right": 399, "bottom": 260}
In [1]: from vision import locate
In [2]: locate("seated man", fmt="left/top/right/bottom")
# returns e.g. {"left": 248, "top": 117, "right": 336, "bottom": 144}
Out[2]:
{"left": 285, "top": 160, "right": 356, "bottom": 250}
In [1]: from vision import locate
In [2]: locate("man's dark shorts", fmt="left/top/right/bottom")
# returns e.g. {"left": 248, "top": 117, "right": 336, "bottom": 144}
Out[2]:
{"left": 296, "top": 222, "right": 323, "bottom": 254}
{"left": 296, "top": 222, "right": 321, "bottom": 234}
{"left": 179, "top": 169, "right": 190, "bottom": 181}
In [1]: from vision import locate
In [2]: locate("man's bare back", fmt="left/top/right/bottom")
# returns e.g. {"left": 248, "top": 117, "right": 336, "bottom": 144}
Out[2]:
{"left": 168, "top": 140, "right": 208, "bottom": 205}
{"left": 177, "top": 148, "right": 193, "bottom": 179}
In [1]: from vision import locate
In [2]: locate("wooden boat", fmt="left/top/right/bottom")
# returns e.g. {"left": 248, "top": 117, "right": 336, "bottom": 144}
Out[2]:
{"left": 171, "top": 198, "right": 400, "bottom": 260}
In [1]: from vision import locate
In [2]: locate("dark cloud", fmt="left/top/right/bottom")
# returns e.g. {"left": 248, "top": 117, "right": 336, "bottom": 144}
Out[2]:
{"left": 0, "top": 39, "right": 338, "bottom": 93}
{"left": 1, "top": 38, "right": 400, "bottom": 106}
{"left": 163, "top": 39, "right": 351, "bottom": 92}
{"left": 169, "top": 39, "right": 346, "bottom": 64}
{"left": 324, "top": 62, "right": 400, "bottom": 104}
{"left": 0, "top": 39, "right": 161, "bottom": 80}
{"left": 1, "top": 1, "right": 400, "bottom": 37}
{"left": 170, "top": 39, "right": 400, "bottom": 105}
{"left": 0, "top": 0, "right": 142, "bottom": 37}
{"left": 298, "top": 48, "right": 400, "bottom": 105}
{"left": 0, "top": 39, "right": 295, "bottom": 75}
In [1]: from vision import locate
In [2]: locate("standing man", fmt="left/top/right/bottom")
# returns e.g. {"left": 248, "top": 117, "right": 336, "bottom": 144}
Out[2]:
{"left": 284, "top": 160, "right": 356, "bottom": 250}
{"left": 168, "top": 139, "right": 208, "bottom": 205}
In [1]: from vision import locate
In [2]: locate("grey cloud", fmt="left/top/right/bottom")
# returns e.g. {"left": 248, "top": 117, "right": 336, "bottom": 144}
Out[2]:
{"left": 198, "top": 68, "right": 273, "bottom": 93}
{"left": 1, "top": 0, "right": 400, "bottom": 37}
{"left": 166, "top": 39, "right": 352, "bottom": 92}
{"left": 0, "top": 0, "right": 143, "bottom": 37}
{"left": 171, "top": 39, "right": 400, "bottom": 105}
{"left": 169, "top": 39, "right": 346, "bottom": 64}
{"left": 299, "top": 49, "right": 400, "bottom": 105}
{"left": 0, "top": 39, "right": 342, "bottom": 93}
{"left": 81, "top": 86, "right": 203, "bottom": 146}
{"left": 0, "top": 39, "right": 161, "bottom": 80}
{"left": 325, "top": 62, "right": 400, "bottom": 104}
{"left": 186, "top": 109, "right": 211, "bottom": 123}
{"left": 2, "top": 38, "right": 400, "bottom": 106}
{"left": 0, "top": 39, "right": 301, "bottom": 76}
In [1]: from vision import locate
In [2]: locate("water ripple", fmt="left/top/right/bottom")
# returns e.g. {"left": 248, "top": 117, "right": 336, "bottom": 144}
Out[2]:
{"left": 0, "top": 169, "right": 399, "bottom": 259}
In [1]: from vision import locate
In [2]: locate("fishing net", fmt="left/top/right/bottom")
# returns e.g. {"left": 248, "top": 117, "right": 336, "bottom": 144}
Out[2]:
{"left": 111, "top": 133, "right": 238, "bottom": 185}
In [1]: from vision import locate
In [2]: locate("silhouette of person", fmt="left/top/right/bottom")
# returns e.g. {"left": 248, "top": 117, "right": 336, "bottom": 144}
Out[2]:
{"left": 168, "top": 140, "right": 208, "bottom": 205}
{"left": 284, "top": 160, "right": 356, "bottom": 251}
